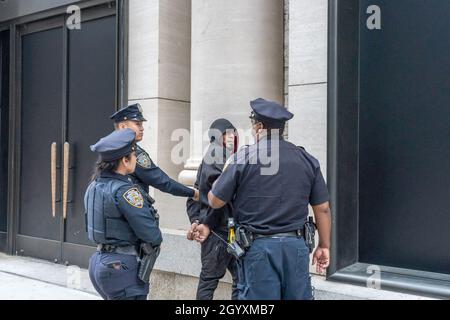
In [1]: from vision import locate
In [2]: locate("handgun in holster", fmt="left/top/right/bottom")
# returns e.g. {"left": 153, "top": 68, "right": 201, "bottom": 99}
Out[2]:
{"left": 236, "top": 226, "right": 253, "bottom": 250}
{"left": 304, "top": 217, "right": 317, "bottom": 254}
{"left": 138, "top": 243, "right": 160, "bottom": 284}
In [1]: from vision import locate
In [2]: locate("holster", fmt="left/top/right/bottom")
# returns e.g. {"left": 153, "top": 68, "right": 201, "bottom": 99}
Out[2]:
{"left": 236, "top": 226, "right": 253, "bottom": 250}
{"left": 304, "top": 217, "right": 317, "bottom": 254}
{"left": 138, "top": 243, "right": 160, "bottom": 284}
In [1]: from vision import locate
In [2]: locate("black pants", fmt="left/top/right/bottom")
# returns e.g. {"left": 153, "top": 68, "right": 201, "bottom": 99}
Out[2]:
{"left": 197, "top": 232, "right": 238, "bottom": 300}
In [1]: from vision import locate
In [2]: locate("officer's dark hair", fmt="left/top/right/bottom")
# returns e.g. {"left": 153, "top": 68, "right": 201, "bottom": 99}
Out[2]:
{"left": 91, "top": 152, "right": 134, "bottom": 181}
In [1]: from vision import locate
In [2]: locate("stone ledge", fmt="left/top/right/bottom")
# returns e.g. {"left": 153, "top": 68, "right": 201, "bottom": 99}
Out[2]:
{"left": 156, "top": 228, "right": 232, "bottom": 283}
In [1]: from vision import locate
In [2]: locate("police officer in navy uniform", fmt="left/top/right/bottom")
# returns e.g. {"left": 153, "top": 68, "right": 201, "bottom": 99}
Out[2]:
{"left": 85, "top": 129, "right": 162, "bottom": 300}
{"left": 195, "top": 98, "right": 332, "bottom": 300}
{"left": 110, "top": 103, "right": 199, "bottom": 201}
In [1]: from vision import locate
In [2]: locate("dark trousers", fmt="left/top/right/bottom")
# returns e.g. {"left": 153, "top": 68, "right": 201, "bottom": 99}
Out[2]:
{"left": 197, "top": 232, "right": 238, "bottom": 300}
{"left": 89, "top": 252, "right": 149, "bottom": 300}
{"left": 236, "top": 237, "right": 313, "bottom": 300}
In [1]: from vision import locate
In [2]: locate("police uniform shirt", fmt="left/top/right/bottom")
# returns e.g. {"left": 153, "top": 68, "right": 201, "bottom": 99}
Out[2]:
{"left": 211, "top": 136, "right": 329, "bottom": 235}
{"left": 131, "top": 145, "right": 195, "bottom": 197}
{"left": 110, "top": 104, "right": 194, "bottom": 198}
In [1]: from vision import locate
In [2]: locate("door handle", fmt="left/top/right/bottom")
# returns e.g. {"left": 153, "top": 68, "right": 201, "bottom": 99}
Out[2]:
{"left": 51, "top": 142, "right": 57, "bottom": 218}
{"left": 63, "top": 142, "right": 70, "bottom": 220}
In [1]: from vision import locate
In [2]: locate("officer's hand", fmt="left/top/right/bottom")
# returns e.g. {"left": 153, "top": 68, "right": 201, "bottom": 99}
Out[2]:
{"left": 194, "top": 224, "right": 210, "bottom": 243}
{"left": 186, "top": 222, "right": 199, "bottom": 241}
{"left": 193, "top": 189, "right": 200, "bottom": 202}
{"left": 312, "top": 247, "right": 330, "bottom": 275}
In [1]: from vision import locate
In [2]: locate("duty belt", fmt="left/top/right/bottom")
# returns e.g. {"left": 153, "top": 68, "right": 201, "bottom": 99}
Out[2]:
{"left": 253, "top": 230, "right": 304, "bottom": 240}
{"left": 97, "top": 244, "right": 138, "bottom": 256}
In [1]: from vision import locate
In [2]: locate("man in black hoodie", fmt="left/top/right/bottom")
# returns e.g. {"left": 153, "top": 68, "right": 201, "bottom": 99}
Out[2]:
{"left": 186, "top": 119, "right": 238, "bottom": 300}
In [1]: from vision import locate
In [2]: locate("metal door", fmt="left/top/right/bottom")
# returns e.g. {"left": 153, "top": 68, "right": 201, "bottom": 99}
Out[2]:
{"left": 359, "top": 0, "right": 450, "bottom": 273}
{"left": 16, "top": 4, "right": 117, "bottom": 267}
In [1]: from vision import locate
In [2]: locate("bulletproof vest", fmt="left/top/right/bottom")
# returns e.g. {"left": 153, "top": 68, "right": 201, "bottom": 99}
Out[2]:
{"left": 85, "top": 178, "right": 137, "bottom": 245}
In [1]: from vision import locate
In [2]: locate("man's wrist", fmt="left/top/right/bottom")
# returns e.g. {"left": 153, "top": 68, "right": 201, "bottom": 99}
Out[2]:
{"left": 318, "top": 243, "right": 330, "bottom": 250}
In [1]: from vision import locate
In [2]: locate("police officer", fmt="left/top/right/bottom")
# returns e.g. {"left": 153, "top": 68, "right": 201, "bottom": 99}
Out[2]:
{"left": 195, "top": 98, "right": 332, "bottom": 300}
{"left": 110, "top": 103, "right": 199, "bottom": 201}
{"left": 85, "top": 129, "right": 162, "bottom": 300}
{"left": 186, "top": 119, "right": 239, "bottom": 300}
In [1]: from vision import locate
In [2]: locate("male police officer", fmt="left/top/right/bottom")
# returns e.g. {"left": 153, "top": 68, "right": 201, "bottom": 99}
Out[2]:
{"left": 186, "top": 119, "right": 239, "bottom": 300}
{"left": 86, "top": 129, "right": 162, "bottom": 300}
{"left": 110, "top": 103, "right": 199, "bottom": 201}
{"left": 195, "top": 98, "right": 332, "bottom": 300}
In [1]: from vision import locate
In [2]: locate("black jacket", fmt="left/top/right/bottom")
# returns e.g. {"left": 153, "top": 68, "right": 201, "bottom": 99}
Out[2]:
{"left": 186, "top": 119, "right": 237, "bottom": 233}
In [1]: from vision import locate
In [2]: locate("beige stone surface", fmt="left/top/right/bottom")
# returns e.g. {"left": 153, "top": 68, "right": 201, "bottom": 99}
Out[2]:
{"left": 289, "top": 0, "right": 328, "bottom": 86}
{"left": 288, "top": 84, "right": 328, "bottom": 177}
{"left": 128, "top": 0, "right": 159, "bottom": 100}
{"left": 159, "top": 0, "right": 192, "bottom": 101}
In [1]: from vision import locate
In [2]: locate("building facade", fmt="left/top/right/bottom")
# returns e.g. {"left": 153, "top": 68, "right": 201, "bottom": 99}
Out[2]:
{"left": 0, "top": 0, "right": 448, "bottom": 299}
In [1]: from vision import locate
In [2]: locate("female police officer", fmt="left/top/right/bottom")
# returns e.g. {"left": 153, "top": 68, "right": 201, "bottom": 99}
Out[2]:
{"left": 85, "top": 129, "right": 162, "bottom": 300}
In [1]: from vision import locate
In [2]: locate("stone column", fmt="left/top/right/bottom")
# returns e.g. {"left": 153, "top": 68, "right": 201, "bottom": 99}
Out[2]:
{"left": 288, "top": 0, "right": 328, "bottom": 174}
{"left": 179, "top": 0, "right": 284, "bottom": 185}
{"left": 128, "top": 0, "right": 192, "bottom": 230}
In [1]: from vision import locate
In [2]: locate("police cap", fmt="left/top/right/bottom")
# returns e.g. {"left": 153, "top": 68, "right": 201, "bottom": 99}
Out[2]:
{"left": 110, "top": 103, "right": 147, "bottom": 123}
{"left": 90, "top": 129, "right": 136, "bottom": 161}
{"left": 249, "top": 98, "right": 294, "bottom": 127}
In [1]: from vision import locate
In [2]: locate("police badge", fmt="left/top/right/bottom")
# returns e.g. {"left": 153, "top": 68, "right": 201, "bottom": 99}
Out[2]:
{"left": 137, "top": 152, "right": 152, "bottom": 169}
{"left": 123, "top": 188, "right": 144, "bottom": 208}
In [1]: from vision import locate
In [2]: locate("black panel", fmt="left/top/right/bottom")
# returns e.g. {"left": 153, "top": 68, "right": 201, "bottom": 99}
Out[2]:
{"left": 0, "top": 232, "right": 6, "bottom": 252}
{"left": 62, "top": 242, "right": 96, "bottom": 268}
{"left": 65, "top": 15, "right": 116, "bottom": 246}
{"left": 328, "top": 0, "right": 360, "bottom": 274}
{"left": 20, "top": 27, "right": 63, "bottom": 240}
{"left": 359, "top": 0, "right": 450, "bottom": 273}
{"left": 16, "top": 235, "right": 61, "bottom": 262}
{"left": 0, "top": 31, "right": 9, "bottom": 235}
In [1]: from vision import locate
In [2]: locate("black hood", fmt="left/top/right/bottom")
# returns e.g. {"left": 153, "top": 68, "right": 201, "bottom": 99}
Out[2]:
{"left": 208, "top": 118, "right": 236, "bottom": 144}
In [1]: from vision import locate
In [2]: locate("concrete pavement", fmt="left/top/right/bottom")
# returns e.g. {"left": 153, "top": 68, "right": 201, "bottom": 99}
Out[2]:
{"left": 0, "top": 253, "right": 435, "bottom": 300}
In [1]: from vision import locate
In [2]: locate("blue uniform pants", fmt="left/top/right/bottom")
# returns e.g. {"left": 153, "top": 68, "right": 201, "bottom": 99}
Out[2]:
{"left": 236, "top": 237, "right": 313, "bottom": 300}
{"left": 89, "top": 252, "right": 149, "bottom": 300}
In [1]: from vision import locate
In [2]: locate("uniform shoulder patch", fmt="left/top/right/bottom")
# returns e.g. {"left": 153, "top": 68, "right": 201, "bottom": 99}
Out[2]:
{"left": 136, "top": 151, "right": 152, "bottom": 169}
{"left": 123, "top": 188, "right": 144, "bottom": 208}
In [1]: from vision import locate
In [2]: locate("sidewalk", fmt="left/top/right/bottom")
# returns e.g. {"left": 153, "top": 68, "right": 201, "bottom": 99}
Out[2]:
{"left": 0, "top": 271, "right": 100, "bottom": 300}
{"left": 0, "top": 253, "right": 99, "bottom": 300}
{"left": 0, "top": 253, "right": 435, "bottom": 300}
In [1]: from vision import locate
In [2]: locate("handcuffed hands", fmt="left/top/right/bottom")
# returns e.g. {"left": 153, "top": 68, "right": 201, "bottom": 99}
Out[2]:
{"left": 186, "top": 221, "right": 199, "bottom": 241}
{"left": 193, "top": 224, "right": 210, "bottom": 243}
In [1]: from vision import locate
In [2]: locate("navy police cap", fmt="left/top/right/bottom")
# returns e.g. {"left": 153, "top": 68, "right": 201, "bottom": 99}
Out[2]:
{"left": 249, "top": 98, "right": 294, "bottom": 126}
{"left": 110, "top": 103, "right": 147, "bottom": 123}
{"left": 90, "top": 129, "right": 136, "bottom": 161}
